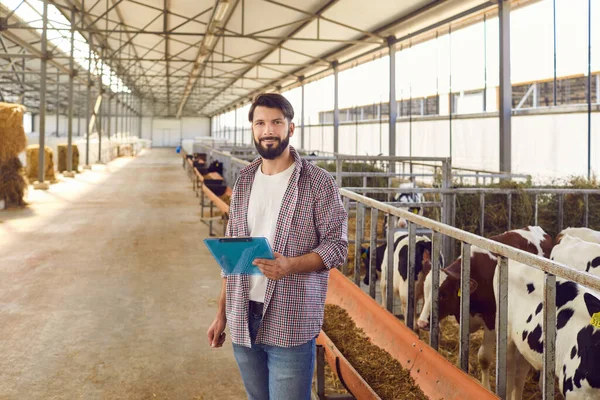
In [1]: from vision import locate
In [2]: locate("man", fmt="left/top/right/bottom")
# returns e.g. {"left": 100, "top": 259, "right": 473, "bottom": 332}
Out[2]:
{"left": 207, "top": 93, "right": 348, "bottom": 400}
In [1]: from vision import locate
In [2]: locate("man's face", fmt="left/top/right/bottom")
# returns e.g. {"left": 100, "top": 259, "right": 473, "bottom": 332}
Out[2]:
{"left": 252, "top": 105, "right": 294, "bottom": 160}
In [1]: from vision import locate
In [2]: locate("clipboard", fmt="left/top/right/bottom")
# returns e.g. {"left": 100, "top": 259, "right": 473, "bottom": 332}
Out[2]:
{"left": 204, "top": 237, "right": 275, "bottom": 275}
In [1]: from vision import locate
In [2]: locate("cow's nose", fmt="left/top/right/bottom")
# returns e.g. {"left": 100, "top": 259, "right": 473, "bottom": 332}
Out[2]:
{"left": 417, "top": 319, "right": 430, "bottom": 331}
{"left": 398, "top": 219, "right": 407, "bottom": 229}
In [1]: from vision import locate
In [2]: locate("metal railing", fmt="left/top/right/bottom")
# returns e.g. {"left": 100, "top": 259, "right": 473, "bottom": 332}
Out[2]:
{"left": 340, "top": 188, "right": 600, "bottom": 400}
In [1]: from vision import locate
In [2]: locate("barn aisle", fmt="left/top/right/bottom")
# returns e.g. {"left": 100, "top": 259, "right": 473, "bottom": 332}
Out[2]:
{"left": 0, "top": 148, "right": 245, "bottom": 400}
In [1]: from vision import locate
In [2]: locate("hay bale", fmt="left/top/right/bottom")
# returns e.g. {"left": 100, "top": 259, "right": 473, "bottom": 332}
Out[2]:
{"left": 57, "top": 144, "right": 79, "bottom": 173}
{"left": 118, "top": 144, "right": 133, "bottom": 157}
{"left": 0, "top": 157, "right": 28, "bottom": 207}
{"left": 25, "top": 145, "right": 56, "bottom": 182}
{"left": 0, "top": 102, "right": 27, "bottom": 163}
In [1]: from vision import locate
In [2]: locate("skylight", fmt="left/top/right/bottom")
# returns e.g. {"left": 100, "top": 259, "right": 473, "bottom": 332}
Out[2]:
{"left": 4, "top": 0, "right": 130, "bottom": 93}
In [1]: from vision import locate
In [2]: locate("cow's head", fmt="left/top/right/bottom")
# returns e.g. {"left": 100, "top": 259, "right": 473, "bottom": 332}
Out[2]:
{"left": 417, "top": 253, "right": 478, "bottom": 331}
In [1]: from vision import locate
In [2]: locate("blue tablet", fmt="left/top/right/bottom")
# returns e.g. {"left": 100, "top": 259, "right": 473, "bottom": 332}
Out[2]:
{"left": 204, "top": 237, "right": 275, "bottom": 275}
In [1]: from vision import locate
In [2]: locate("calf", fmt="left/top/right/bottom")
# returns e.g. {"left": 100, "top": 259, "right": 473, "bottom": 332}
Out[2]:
{"left": 361, "top": 243, "right": 387, "bottom": 285}
{"left": 417, "top": 226, "right": 553, "bottom": 390}
{"left": 495, "top": 260, "right": 600, "bottom": 399}
{"left": 380, "top": 233, "right": 435, "bottom": 330}
{"left": 556, "top": 227, "right": 600, "bottom": 245}
{"left": 552, "top": 235, "right": 600, "bottom": 278}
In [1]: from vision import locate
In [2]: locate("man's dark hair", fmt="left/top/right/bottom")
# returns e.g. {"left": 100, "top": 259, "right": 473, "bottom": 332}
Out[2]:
{"left": 248, "top": 93, "right": 294, "bottom": 123}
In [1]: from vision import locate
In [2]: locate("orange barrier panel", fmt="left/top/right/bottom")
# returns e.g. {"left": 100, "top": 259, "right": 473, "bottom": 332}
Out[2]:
{"left": 325, "top": 269, "right": 499, "bottom": 400}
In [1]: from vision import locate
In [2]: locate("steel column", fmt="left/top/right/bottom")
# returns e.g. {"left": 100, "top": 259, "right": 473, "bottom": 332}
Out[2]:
{"left": 333, "top": 61, "right": 339, "bottom": 153}
{"left": 97, "top": 48, "right": 104, "bottom": 163}
{"left": 66, "top": 7, "right": 76, "bottom": 174}
{"left": 499, "top": 0, "right": 512, "bottom": 173}
{"left": 587, "top": 0, "right": 592, "bottom": 180}
{"left": 56, "top": 69, "right": 60, "bottom": 136}
{"left": 85, "top": 32, "right": 93, "bottom": 167}
{"left": 37, "top": 0, "right": 49, "bottom": 187}
{"left": 389, "top": 36, "right": 397, "bottom": 162}
{"left": 301, "top": 78, "right": 305, "bottom": 150}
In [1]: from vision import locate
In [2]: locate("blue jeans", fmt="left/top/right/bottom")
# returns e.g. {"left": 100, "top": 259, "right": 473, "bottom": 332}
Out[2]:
{"left": 232, "top": 304, "right": 316, "bottom": 400}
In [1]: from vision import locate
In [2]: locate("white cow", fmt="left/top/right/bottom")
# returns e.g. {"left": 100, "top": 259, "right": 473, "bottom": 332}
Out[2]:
{"left": 556, "top": 227, "right": 600, "bottom": 245}
{"left": 380, "top": 232, "right": 434, "bottom": 330}
{"left": 494, "top": 258, "right": 600, "bottom": 399}
{"left": 552, "top": 235, "right": 600, "bottom": 278}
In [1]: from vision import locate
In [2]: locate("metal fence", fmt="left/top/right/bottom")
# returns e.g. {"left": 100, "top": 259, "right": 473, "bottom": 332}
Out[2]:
{"left": 340, "top": 188, "right": 600, "bottom": 400}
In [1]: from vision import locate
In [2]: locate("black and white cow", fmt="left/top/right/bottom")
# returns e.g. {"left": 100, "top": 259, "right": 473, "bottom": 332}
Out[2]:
{"left": 379, "top": 232, "right": 438, "bottom": 330}
{"left": 556, "top": 227, "right": 600, "bottom": 246}
{"left": 494, "top": 258, "right": 600, "bottom": 399}
{"left": 552, "top": 235, "right": 600, "bottom": 277}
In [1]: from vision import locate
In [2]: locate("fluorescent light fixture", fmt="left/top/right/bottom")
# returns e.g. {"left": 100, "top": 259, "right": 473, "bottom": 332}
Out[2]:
{"left": 213, "top": 0, "right": 230, "bottom": 22}
{"left": 205, "top": 33, "right": 215, "bottom": 47}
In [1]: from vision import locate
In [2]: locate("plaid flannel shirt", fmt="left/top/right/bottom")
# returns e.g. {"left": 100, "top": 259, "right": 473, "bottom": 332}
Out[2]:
{"left": 223, "top": 146, "right": 348, "bottom": 348}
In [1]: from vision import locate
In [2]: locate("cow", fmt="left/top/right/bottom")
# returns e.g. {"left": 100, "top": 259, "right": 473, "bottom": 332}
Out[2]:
{"left": 494, "top": 259, "right": 600, "bottom": 399}
{"left": 552, "top": 235, "right": 600, "bottom": 282}
{"left": 361, "top": 243, "right": 386, "bottom": 285}
{"left": 380, "top": 232, "right": 438, "bottom": 330}
{"left": 385, "top": 181, "right": 426, "bottom": 231}
{"left": 207, "top": 160, "right": 223, "bottom": 175}
{"left": 417, "top": 226, "right": 554, "bottom": 390}
{"left": 556, "top": 227, "right": 600, "bottom": 245}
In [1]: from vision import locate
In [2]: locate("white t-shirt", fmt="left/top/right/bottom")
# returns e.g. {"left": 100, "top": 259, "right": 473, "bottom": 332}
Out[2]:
{"left": 247, "top": 161, "right": 295, "bottom": 303}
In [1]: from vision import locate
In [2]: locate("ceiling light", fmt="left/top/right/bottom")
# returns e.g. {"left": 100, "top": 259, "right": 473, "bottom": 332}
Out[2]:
{"left": 214, "top": 0, "right": 230, "bottom": 23}
{"left": 205, "top": 33, "right": 215, "bottom": 47}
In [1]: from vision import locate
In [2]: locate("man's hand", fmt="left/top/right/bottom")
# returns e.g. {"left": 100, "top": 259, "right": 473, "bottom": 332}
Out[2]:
{"left": 253, "top": 252, "right": 295, "bottom": 280}
{"left": 207, "top": 317, "right": 227, "bottom": 348}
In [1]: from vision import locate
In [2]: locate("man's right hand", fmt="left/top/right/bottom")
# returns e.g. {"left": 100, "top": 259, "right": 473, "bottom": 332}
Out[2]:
{"left": 207, "top": 317, "right": 227, "bottom": 348}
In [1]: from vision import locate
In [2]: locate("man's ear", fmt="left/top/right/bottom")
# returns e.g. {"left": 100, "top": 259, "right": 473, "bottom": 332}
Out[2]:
{"left": 288, "top": 122, "right": 295, "bottom": 138}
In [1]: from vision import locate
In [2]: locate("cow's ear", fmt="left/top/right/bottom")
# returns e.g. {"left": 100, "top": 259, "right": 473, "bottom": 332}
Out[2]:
{"left": 584, "top": 293, "right": 600, "bottom": 317}
{"left": 470, "top": 278, "right": 478, "bottom": 294}
{"left": 441, "top": 260, "right": 461, "bottom": 280}
{"left": 423, "top": 249, "right": 431, "bottom": 262}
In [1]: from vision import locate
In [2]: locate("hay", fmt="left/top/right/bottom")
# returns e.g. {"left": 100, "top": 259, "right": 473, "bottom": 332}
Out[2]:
{"left": 57, "top": 144, "right": 80, "bottom": 173}
{"left": 454, "top": 177, "right": 600, "bottom": 239}
{"left": 418, "top": 318, "right": 561, "bottom": 399}
{"left": 118, "top": 144, "right": 133, "bottom": 157}
{"left": 323, "top": 304, "right": 429, "bottom": 400}
{"left": 25, "top": 145, "right": 56, "bottom": 182}
{"left": 0, "top": 103, "right": 27, "bottom": 163}
{"left": 0, "top": 157, "right": 28, "bottom": 207}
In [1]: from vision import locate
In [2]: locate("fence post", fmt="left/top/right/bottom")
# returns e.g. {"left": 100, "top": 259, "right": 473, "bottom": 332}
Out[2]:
{"left": 441, "top": 159, "right": 454, "bottom": 264}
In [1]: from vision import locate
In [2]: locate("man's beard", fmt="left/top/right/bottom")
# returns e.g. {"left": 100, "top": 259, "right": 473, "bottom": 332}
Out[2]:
{"left": 253, "top": 131, "right": 290, "bottom": 160}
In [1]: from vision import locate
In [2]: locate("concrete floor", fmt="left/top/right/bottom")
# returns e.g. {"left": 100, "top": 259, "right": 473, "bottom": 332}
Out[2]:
{"left": 0, "top": 148, "right": 246, "bottom": 400}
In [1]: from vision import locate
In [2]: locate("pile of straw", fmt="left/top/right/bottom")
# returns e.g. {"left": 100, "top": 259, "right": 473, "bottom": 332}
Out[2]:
{"left": 118, "top": 144, "right": 133, "bottom": 157}
{"left": 57, "top": 144, "right": 80, "bottom": 173}
{"left": 0, "top": 158, "right": 28, "bottom": 208}
{"left": 25, "top": 145, "right": 56, "bottom": 182}
{"left": 0, "top": 102, "right": 27, "bottom": 164}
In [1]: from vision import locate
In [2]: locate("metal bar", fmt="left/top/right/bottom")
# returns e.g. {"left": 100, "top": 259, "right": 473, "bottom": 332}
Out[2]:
{"left": 495, "top": 256, "right": 508, "bottom": 399}
{"left": 333, "top": 61, "right": 339, "bottom": 153}
{"left": 86, "top": 32, "right": 92, "bottom": 167}
{"left": 499, "top": 0, "right": 512, "bottom": 173}
{"left": 97, "top": 47, "right": 104, "bottom": 162}
{"left": 56, "top": 69, "right": 60, "bottom": 136}
{"left": 342, "top": 197, "right": 349, "bottom": 275}
{"left": 369, "top": 207, "right": 378, "bottom": 299}
{"left": 480, "top": 192, "right": 485, "bottom": 236}
{"left": 38, "top": 0, "right": 49, "bottom": 185}
{"left": 587, "top": 0, "right": 592, "bottom": 180}
{"left": 406, "top": 222, "right": 416, "bottom": 330}
{"left": 386, "top": 215, "right": 396, "bottom": 313}
{"left": 389, "top": 37, "right": 397, "bottom": 160}
{"left": 507, "top": 193, "right": 512, "bottom": 231}
{"left": 442, "top": 160, "right": 453, "bottom": 263}
{"left": 584, "top": 193, "right": 589, "bottom": 227}
{"left": 553, "top": 0, "right": 557, "bottom": 106}
{"left": 483, "top": 14, "right": 487, "bottom": 112}
{"left": 354, "top": 203, "right": 365, "bottom": 286}
{"left": 430, "top": 231, "right": 441, "bottom": 351}
{"left": 67, "top": 7, "right": 75, "bottom": 173}
{"left": 542, "top": 273, "right": 557, "bottom": 400}
{"left": 301, "top": 80, "right": 305, "bottom": 150}
{"left": 558, "top": 193, "right": 564, "bottom": 232}
{"left": 459, "top": 242, "right": 471, "bottom": 373}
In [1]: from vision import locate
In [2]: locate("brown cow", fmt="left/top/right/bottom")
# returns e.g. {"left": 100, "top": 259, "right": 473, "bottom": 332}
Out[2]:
{"left": 417, "top": 226, "right": 553, "bottom": 390}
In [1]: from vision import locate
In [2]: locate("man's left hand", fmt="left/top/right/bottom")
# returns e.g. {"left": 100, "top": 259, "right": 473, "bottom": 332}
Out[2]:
{"left": 253, "top": 253, "right": 295, "bottom": 280}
